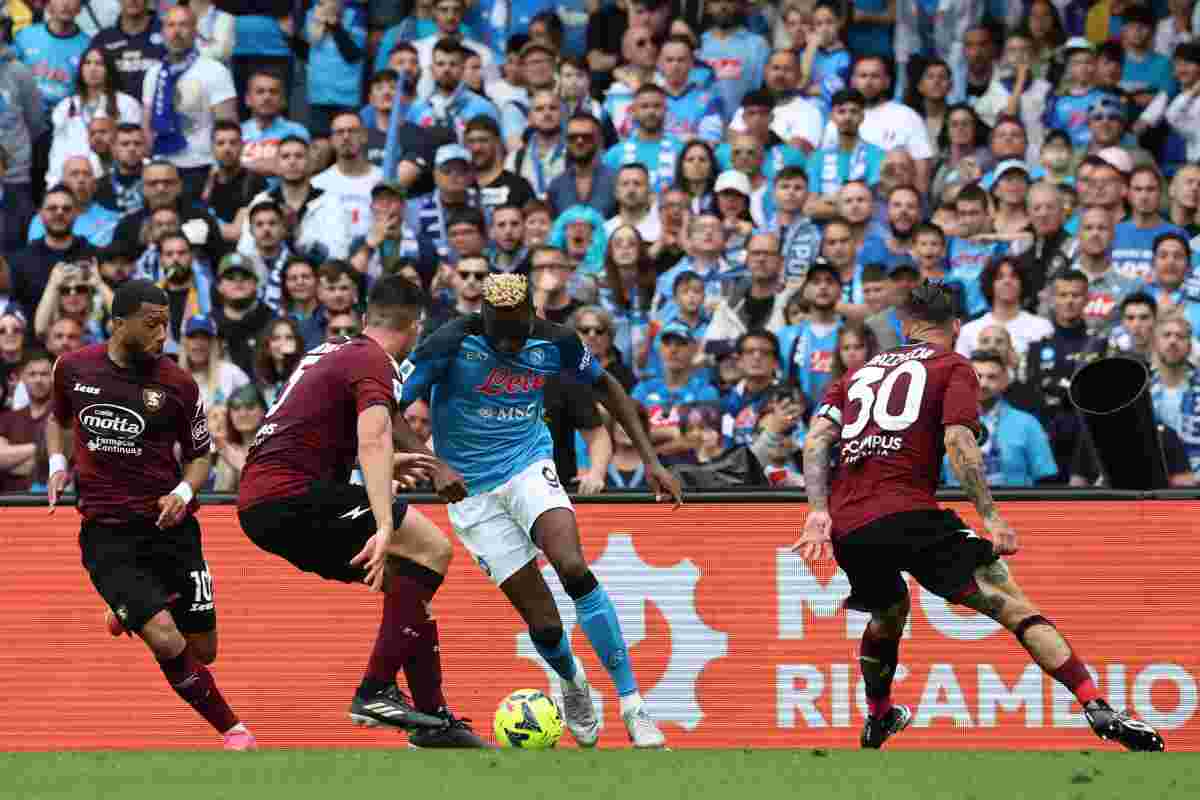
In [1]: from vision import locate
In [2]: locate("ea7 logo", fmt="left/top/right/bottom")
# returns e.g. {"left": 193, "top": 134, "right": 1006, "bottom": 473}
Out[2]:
{"left": 73, "top": 382, "right": 100, "bottom": 395}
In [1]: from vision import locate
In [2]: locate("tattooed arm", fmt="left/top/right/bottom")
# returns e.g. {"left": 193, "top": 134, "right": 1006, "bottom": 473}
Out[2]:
{"left": 802, "top": 416, "right": 840, "bottom": 511}
{"left": 793, "top": 416, "right": 841, "bottom": 560}
{"left": 944, "top": 424, "right": 1018, "bottom": 554}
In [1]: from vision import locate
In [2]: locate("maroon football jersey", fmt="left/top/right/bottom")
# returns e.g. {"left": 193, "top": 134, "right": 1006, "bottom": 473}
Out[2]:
{"left": 238, "top": 336, "right": 400, "bottom": 511}
{"left": 816, "top": 343, "right": 981, "bottom": 538}
{"left": 51, "top": 344, "right": 210, "bottom": 523}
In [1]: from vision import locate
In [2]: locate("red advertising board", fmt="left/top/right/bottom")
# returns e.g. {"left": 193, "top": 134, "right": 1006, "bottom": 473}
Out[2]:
{"left": 0, "top": 501, "right": 1196, "bottom": 751}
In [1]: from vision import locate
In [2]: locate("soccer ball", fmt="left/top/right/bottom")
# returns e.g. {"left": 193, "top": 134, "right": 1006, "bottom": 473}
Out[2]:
{"left": 493, "top": 689, "right": 564, "bottom": 749}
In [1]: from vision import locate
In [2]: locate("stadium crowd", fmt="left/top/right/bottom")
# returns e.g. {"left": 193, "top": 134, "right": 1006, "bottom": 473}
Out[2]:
{"left": 2, "top": 0, "right": 1200, "bottom": 495}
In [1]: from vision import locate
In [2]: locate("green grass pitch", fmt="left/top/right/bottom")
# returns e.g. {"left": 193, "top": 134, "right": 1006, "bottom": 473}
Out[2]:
{"left": 3, "top": 749, "right": 1196, "bottom": 800}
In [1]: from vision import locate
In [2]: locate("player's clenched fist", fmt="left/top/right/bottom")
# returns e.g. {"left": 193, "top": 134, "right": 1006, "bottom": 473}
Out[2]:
{"left": 156, "top": 494, "right": 188, "bottom": 530}
{"left": 433, "top": 461, "right": 468, "bottom": 503}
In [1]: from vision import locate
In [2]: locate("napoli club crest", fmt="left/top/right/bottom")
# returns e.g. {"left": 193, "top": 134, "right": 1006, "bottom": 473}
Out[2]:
{"left": 142, "top": 388, "right": 165, "bottom": 412}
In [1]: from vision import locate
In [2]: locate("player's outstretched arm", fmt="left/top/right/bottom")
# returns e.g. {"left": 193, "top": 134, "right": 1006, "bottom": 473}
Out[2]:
{"left": 391, "top": 411, "right": 467, "bottom": 502}
{"left": 45, "top": 413, "right": 70, "bottom": 513}
{"left": 595, "top": 372, "right": 683, "bottom": 508}
{"left": 944, "top": 424, "right": 1019, "bottom": 555}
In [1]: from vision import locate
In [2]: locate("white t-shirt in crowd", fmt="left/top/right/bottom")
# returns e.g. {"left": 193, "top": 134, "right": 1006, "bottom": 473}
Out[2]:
{"left": 142, "top": 56, "right": 237, "bottom": 170}
{"left": 311, "top": 163, "right": 383, "bottom": 242}
{"left": 956, "top": 311, "right": 1055, "bottom": 370}
{"left": 604, "top": 205, "right": 662, "bottom": 243}
{"left": 767, "top": 95, "right": 825, "bottom": 151}
{"left": 822, "top": 100, "right": 934, "bottom": 161}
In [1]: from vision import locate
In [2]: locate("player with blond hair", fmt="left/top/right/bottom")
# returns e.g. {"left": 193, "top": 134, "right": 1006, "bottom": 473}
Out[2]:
{"left": 397, "top": 272, "right": 683, "bottom": 748}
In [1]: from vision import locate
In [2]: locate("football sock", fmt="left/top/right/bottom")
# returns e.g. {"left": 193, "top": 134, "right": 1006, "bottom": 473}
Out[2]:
{"left": 404, "top": 620, "right": 448, "bottom": 713}
{"left": 158, "top": 649, "right": 239, "bottom": 734}
{"left": 529, "top": 626, "right": 579, "bottom": 684}
{"left": 574, "top": 583, "right": 638, "bottom": 697}
{"left": 364, "top": 559, "right": 443, "bottom": 688}
{"left": 860, "top": 627, "right": 900, "bottom": 718}
{"left": 1050, "top": 654, "right": 1102, "bottom": 705}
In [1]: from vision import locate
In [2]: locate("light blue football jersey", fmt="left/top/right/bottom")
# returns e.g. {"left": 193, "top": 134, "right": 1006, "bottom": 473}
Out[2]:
{"left": 399, "top": 315, "right": 605, "bottom": 494}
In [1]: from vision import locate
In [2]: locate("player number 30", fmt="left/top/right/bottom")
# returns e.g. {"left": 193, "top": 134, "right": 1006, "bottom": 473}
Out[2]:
{"left": 840, "top": 361, "right": 928, "bottom": 439}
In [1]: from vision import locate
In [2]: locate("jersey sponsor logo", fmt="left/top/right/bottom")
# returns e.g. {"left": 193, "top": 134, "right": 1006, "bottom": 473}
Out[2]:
{"left": 474, "top": 367, "right": 547, "bottom": 396}
{"left": 1085, "top": 294, "right": 1117, "bottom": 320}
{"left": 73, "top": 382, "right": 100, "bottom": 395}
{"left": 479, "top": 401, "right": 538, "bottom": 421}
{"left": 809, "top": 350, "right": 833, "bottom": 374}
{"left": 542, "top": 465, "right": 560, "bottom": 489}
{"left": 841, "top": 433, "right": 903, "bottom": 464}
{"left": 707, "top": 57, "right": 745, "bottom": 81}
{"left": 142, "top": 388, "right": 165, "bottom": 412}
{"left": 192, "top": 418, "right": 209, "bottom": 444}
{"left": 79, "top": 403, "right": 146, "bottom": 440}
{"left": 399, "top": 359, "right": 415, "bottom": 381}
{"left": 529, "top": 348, "right": 545, "bottom": 364}
{"left": 339, "top": 505, "right": 371, "bottom": 520}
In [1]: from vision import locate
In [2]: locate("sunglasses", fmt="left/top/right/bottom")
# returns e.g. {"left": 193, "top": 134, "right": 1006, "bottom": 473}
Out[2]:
{"left": 577, "top": 326, "right": 608, "bottom": 336}
{"left": 567, "top": 132, "right": 594, "bottom": 142}
{"left": 1091, "top": 112, "right": 1123, "bottom": 123}
{"left": 457, "top": 270, "right": 488, "bottom": 281}
{"left": 329, "top": 326, "right": 360, "bottom": 336}
{"left": 62, "top": 285, "right": 92, "bottom": 296}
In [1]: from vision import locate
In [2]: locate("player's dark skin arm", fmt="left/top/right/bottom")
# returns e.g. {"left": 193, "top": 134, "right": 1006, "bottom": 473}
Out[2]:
{"left": 595, "top": 371, "right": 683, "bottom": 507}
{"left": 154, "top": 454, "right": 212, "bottom": 529}
{"left": 46, "top": 413, "right": 71, "bottom": 510}
{"left": 392, "top": 409, "right": 468, "bottom": 502}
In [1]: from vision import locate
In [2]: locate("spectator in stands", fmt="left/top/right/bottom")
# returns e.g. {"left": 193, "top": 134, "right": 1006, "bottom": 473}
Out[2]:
{"left": 33, "top": 257, "right": 111, "bottom": 344}
{"left": 1166, "top": 164, "right": 1200, "bottom": 235}
{"left": 323, "top": 308, "right": 360, "bottom": 343}
{"left": 957, "top": 255, "right": 1054, "bottom": 363}
{"left": 29, "top": 155, "right": 120, "bottom": 247}
{"left": 506, "top": 88, "right": 566, "bottom": 200}
{"left": 463, "top": 115, "right": 533, "bottom": 218}
{"left": 361, "top": 70, "right": 395, "bottom": 167}
{"left": 91, "top": 0, "right": 165, "bottom": 98}
{"left": 605, "top": 403, "right": 652, "bottom": 489}
{"left": 413, "top": 0, "right": 495, "bottom": 101}
{"left": 0, "top": 313, "right": 29, "bottom": 406}
{"left": 708, "top": 232, "right": 788, "bottom": 346}
{"left": 531, "top": 245, "right": 587, "bottom": 324}
{"left": 700, "top": 0, "right": 769, "bottom": 120}
{"left": 1150, "top": 312, "right": 1200, "bottom": 475}
{"left": 572, "top": 305, "right": 637, "bottom": 392}
{"left": 866, "top": 262, "right": 921, "bottom": 351}
{"left": 749, "top": 391, "right": 806, "bottom": 487}
{"left": 1020, "top": 182, "right": 1076, "bottom": 312}
{"left": 211, "top": 383, "right": 267, "bottom": 492}
{"left": 94, "top": 122, "right": 145, "bottom": 216}
{"left": 242, "top": 200, "right": 292, "bottom": 310}
{"left": 113, "top": 160, "right": 226, "bottom": 268}
{"left": 720, "top": 329, "right": 784, "bottom": 447}
{"left": 311, "top": 110, "right": 381, "bottom": 245}
{"left": 14, "top": 0, "right": 90, "bottom": 132}
{"left": 1112, "top": 166, "right": 1186, "bottom": 283}
{"left": 770, "top": 166, "right": 820, "bottom": 282}
{"left": 179, "top": 313, "right": 250, "bottom": 407}
{"left": 428, "top": 253, "right": 486, "bottom": 331}
{"left": 407, "top": 143, "right": 481, "bottom": 262}
{"left": 603, "top": 84, "right": 685, "bottom": 194}
{"left": 251, "top": 317, "right": 301, "bottom": 405}
{"left": 142, "top": 6, "right": 238, "bottom": 201}
{"left": 0, "top": 29, "right": 45, "bottom": 254}
{"left": 279, "top": 257, "right": 321, "bottom": 348}
{"left": 303, "top": 0, "right": 366, "bottom": 138}
{"left": 945, "top": 183, "right": 1005, "bottom": 320}
{"left": 202, "top": 121, "right": 268, "bottom": 244}
{"left": 156, "top": 231, "right": 212, "bottom": 352}
{"left": 316, "top": 259, "right": 360, "bottom": 319}
{"left": 239, "top": 69, "right": 309, "bottom": 180}
{"left": 805, "top": 88, "right": 884, "bottom": 219}
{"left": 1105, "top": 292, "right": 1158, "bottom": 360}
{"left": 489, "top": 204, "right": 528, "bottom": 275}
{"left": 46, "top": 315, "right": 85, "bottom": 357}
{"left": 500, "top": 41, "right": 559, "bottom": 150}
{"left": 942, "top": 350, "right": 1058, "bottom": 487}
{"left": 0, "top": 350, "right": 54, "bottom": 493}
{"left": 212, "top": 252, "right": 272, "bottom": 377}
{"left": 46, "top": 46, "right": 141, "bottom": 187}
{"left": 1146, "top": 233, "right": 1200, "bottom": 336}
{"left": 548, "top": 112, "right": 617, "bottom": 220}
{"left": 633, "top": 321, "right": 719, "bottom": 457}
{"left": 96, "top": 237, "right": 135, "bottom": 290}
{"left": 9, "top": 185, "right": 97, "bottom": 322}
{"left": 831, "top": 320, "right": 879, "bottom": 380}
{"left": 606, "top": 163, "right": 660, "bottom": 244}
{"left": 187, "top": 0, "right": 234, "bottom": 65}
{"left": 1073, "top": 206, "right": 1143, "bottom": 337}
{"left": 408, "top": 38, "right": 498, "bottom": 144}
{"left": 778, "top": 260, "right": 840, "bottom": 410}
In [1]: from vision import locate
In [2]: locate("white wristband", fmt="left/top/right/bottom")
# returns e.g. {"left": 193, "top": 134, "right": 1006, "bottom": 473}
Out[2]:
{"left": 49, "top": 454, "right": 68, "bottom": 476}
{"left": 170, "top": 481, "right": 195, "bottom": 504}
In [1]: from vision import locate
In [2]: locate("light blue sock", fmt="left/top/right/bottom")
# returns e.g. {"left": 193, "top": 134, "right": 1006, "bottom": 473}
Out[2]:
{"left": 575, "top": 585, "right": 638, "bottom": 696}
{"left": 531, "top": 630, "right": 578, "bottom": 683}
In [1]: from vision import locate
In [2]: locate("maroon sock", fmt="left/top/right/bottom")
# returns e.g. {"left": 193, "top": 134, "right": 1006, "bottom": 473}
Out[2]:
{"left": 1050, "top": 653, "right": 1101, "bottom": 705}
{"left": 404, "top": 619, "right": 448, "bottom": 713}
{"left": 860, "top": 629, "right": 900, "bottom": 718}
{"left": 364, "top": 561, "right": 442, "bottom": 686}
{"left": 158, "top": 650, "right": 239, "bottom": 734}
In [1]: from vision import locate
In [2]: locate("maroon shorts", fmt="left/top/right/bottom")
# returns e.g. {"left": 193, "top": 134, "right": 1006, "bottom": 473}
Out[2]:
{"left": 833, "top": 509, "right": 998, "bottom": 613}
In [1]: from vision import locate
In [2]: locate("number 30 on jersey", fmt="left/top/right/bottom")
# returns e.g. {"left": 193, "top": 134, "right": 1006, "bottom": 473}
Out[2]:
{"left": 840, "top": 361, "right": 928, "bottom": 439}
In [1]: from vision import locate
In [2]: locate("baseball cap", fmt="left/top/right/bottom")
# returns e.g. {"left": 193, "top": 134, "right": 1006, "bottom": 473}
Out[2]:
{"left": 714, "top": 170, "right": 752, "bottom": 196}
{"left": 1096, "top": 146, "right": 1134, "bottom": 175}
{"left": 99, "top": 238, "right": 139, "bottom": 262}
{"left": 993, "top": 159, "right": 1031, "bottom": 180}
{"left": 1062, "top": 36, "right": 1094, "bottom": 56}
{"left": 184, "top": 315, "right": 218, "bottom": 337}
{"left": 436, "top": 143, "right": 471, "bottom": 168}
{"left": 1122, "top": 5, "right": 1155, "bottom": 27}
{"left": 371, "top": 180, "right": 407, "bottom": 199}
{"left": 888, "top": 261, "right": 920, "bottom": 278}
{"left": 806, "top": 257, "right": 843, "bottom": 284}
{"left": 217, "top": 252, "right": 257, "bottom": 279}
{"left": 1089, "top": 94, "right": 1126, "bottom": 121}
{"left": 659, "top": 321, "right": 696, "bottom": 343}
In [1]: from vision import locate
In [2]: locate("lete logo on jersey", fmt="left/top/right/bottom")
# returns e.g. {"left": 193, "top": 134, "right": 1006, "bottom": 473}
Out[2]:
{"left": 474, "top": 367, "right": 546, "bottom": 396}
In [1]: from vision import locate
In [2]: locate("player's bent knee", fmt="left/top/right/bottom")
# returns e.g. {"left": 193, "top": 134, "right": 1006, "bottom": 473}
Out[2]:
{"left": 529, "top": 625, "right": 565, "bottom": 647}
{"left": 186, "top": 631, "right": 218, "bottom": 664}
{"left": 139, "top": 610, "right": 187, "bottom": 659}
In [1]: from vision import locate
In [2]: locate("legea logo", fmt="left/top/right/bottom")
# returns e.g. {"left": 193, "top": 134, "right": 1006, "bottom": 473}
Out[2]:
{"left": 516, "top": 534, "right": 727, "bottom": 730}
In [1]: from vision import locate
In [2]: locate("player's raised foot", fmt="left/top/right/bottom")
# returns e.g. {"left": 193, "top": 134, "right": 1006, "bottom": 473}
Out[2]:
{"left": 622, "top": 704, "right": 666, "bottom": 749}
{"left": 349, "top": 683, "right": 448, "bottom": 731}
{"left": 1084, "top": 699, "right": 1165, "bottom": 752}
{"left": 222, "top": 724, "right": 256, "bottom": 751}
{"left": 104, "top": 608, "right": 126, "bottom": 637}
{"left": 860, "top": 704, "right": 912, "bottom": 749}
{"left": 558, "top": 657, "right": 600, "bottom": 748}
{"left": 408, "top": 708, "right": 495, "bottom": 749}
